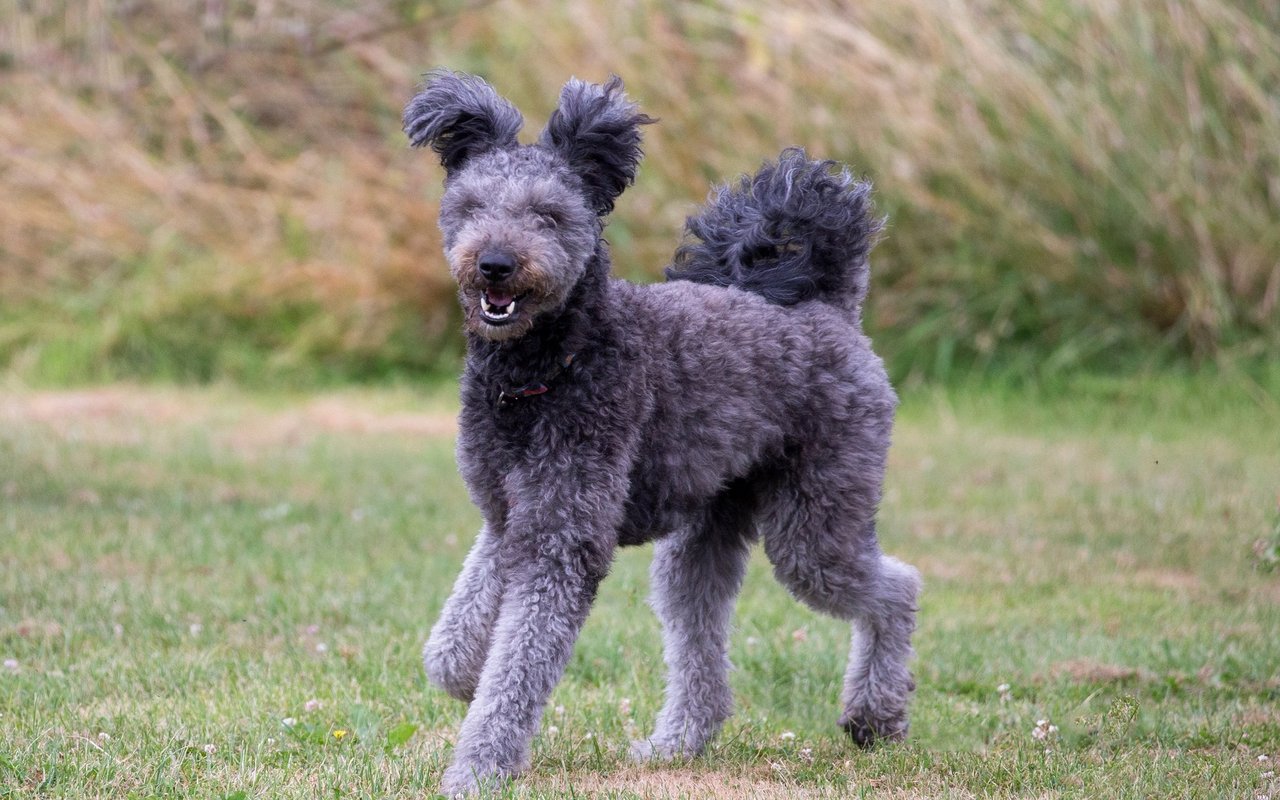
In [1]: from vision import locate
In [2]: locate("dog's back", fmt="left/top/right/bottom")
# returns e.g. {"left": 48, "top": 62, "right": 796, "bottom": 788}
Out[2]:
{"left": 611, "top": 281, "right": 894, "bottom": 544}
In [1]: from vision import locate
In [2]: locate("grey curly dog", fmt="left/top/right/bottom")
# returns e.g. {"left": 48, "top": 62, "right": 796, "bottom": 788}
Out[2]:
{"left": 403, "top": 70, "right": 920, "bottom": 796}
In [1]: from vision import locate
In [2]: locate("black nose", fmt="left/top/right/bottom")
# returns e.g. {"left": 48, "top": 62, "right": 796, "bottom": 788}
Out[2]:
{"left": 477, "top": 250, "right": 517, "bottom": 282}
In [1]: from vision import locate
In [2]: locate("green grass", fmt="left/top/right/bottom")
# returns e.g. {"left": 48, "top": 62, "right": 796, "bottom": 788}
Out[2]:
{"left": 2, "top": 379, "right": 1278, "bottom": 798}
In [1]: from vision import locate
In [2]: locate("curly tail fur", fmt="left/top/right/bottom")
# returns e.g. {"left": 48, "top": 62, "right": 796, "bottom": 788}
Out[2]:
{"left": 666, "top": 148, "right": 884, "bottom": 311}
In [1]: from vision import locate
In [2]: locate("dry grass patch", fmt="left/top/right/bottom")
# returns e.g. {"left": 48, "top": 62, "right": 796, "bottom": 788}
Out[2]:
{"left": 0, "top": 387, "right": 457, "bottom": 449}
{"left": 221, "top": 397, "right": 457, "bottom": 453}
{"left": 530, "top": 765, "right": 952, "bottom": 799}
{"left": 4, "top": 0, "right": 1278, "bottom": 383}
{"left": 1049, "top": 659, "right": 1153, "bottom": 685}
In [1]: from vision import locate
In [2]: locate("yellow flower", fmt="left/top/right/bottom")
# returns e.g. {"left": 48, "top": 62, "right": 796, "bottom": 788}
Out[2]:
{"left": 332, "top": 729, "right": 348, "bottom": 740}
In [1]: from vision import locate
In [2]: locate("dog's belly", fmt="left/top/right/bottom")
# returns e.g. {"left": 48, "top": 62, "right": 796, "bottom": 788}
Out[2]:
{"left": 617, "top": 482, "right": 692, "bottom": 546}
{"left": 615, "top": 452, "right": 711, "bottom": 545}
{"left": 616, "top": 475, "right": 696, "bottom": 545}
{"left": 615, "top": 431, "right": 781, "bottom": 546}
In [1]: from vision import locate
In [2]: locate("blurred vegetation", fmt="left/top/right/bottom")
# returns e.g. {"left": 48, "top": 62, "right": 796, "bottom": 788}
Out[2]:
{"left": 1, "top": 0, "right": 1277, "bottom": 386}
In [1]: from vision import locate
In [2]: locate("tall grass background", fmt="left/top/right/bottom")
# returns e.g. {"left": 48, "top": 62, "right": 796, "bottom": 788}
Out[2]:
{"left": 2, "top": 0, "right": 1277, "bottom": 386}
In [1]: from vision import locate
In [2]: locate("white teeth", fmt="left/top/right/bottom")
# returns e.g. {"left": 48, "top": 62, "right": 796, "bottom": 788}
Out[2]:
{"left": 480, "top": 295, "right": 516, "bottom": 321}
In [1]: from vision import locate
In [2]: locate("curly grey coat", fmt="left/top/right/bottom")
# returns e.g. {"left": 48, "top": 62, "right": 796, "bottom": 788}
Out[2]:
{"left": 403, "top": 70, "right": 920, "bottom": 796}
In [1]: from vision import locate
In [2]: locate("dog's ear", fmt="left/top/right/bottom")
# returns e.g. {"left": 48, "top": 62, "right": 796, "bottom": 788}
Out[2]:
{"left": 403, "top": 70, "right": 524, "bottom": 175}
{"left": 539, "top": 76, "right": 655, "bottom": 216}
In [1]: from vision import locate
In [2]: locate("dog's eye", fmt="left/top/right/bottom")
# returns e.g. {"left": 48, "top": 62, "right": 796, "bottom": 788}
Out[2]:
{"left": 533, "top": 209, "right": 561, "bottom": 229}
{"left": 455, "top": 199, "right": 483, "bottom": 218}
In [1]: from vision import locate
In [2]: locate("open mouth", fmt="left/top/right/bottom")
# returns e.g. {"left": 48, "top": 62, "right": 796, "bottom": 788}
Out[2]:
{"left": 479, "top": 288, "right": 525, "bottom": 324}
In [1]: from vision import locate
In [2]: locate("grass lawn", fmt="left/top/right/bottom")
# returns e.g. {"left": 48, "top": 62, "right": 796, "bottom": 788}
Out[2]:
{"left": 2, "top": 378, "right": 1278, "bottom": 798}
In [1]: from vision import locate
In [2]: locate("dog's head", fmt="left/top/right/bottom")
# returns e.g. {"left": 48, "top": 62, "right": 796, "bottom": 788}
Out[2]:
{"left": 404, "top": 71, "right": 652, "bottom": 342}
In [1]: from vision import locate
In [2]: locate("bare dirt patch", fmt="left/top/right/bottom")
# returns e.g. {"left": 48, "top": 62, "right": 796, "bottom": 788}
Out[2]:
{"left": 529, "top": 766, "right": 961, "bottom": 799}
{"left": 0, "top": 387, "right": 188, "bottom": 425}
{"left": 1129, "top": 567, "right": 1202, "bottom": 593}
{"left": 223, "top": 397, "right": 456, "bottom": 452}
{"left": 1050, "top": 658, "right": 1154, "bottom": 684}
{"left": 0, "top": 387, "right": 458, "bottom": 449}
{"left": 0, "top": 387, "right": 188, "bottom": 445}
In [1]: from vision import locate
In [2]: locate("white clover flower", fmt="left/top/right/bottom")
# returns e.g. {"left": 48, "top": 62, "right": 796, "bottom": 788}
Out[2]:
{"left": 780, "top": 731, "right": 797, "bottom": 741}
{"left": 546, "top": 725, "right": 558, "bottom": 737}
{"left": 618, "top": 698, "right": 632, "bottom": 716}
{"left": 1031, "top": 719, "right": 1059, "bottom": 741}
{"left": 554, "top": 705, "right": 565, "bottom": 717}
{"left": 97, "top": 732, "right": 111, "bottom": 742}
{"left": 261, "top": 503, "right": 291, "bottom": 520}
{"left": 202, "top": 743, "right": 216, "bottom": 755}
{"left": 2, "top": 659, "right": 17, "bottom": 671}
{"left": 315, "top": 642, "right": 328, "bottom": 654}
{"left": 304, "top": 699, "right": 321, "bottom": 712}
{"left": 189, "top": 623, "right": 203, "bottom": 636}
{"left": 282, "top": 717, "right": 297, "bottom": 728}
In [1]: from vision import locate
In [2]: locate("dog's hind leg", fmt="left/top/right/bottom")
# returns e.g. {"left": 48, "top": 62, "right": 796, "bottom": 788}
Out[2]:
{"left": 631, "top": 487, "right": 753, "bottom": 761}
{"left": 761, "top": 436, "right": 920, "bottom": 747}
{"left": 836, "top": 553, "right": 919, "bottom": 746}
{"left": 423, "top": 525, "right": 506, "bottom": 702}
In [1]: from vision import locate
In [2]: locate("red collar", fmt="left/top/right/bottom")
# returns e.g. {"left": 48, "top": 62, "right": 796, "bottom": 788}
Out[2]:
{"left": 497, "top": 352, "right": 576, "bottom": 409}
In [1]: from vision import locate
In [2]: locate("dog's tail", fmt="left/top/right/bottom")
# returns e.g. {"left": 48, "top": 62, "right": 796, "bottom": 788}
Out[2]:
{"left": 665, "top": 148, "right": 883, "bottom": 312}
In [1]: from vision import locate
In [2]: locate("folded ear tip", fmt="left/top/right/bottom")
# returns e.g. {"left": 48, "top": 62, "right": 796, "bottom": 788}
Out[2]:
{"left": 557, "top": 74, "right": 628, "bottom": 101}
{"left": 557, "top": 75, "right": 590, "bottom": 99}
{"left": 401, "top": 69, "right": 524, "bottom": 167}
{"left": 541, "top": 73, "right": 652, "bottom": 215}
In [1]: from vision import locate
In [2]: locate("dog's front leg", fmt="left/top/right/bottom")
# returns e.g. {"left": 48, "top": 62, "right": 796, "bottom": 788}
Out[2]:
{"left": 439, "top": 511, "right": 616, "bottom": 796}
{"left": 423, "top": 524, "right": 506, "bottom": 702}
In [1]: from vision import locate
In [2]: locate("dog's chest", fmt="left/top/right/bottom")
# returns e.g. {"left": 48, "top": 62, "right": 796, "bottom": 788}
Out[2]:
{"left": 456, "top": 370, "right": 641, "bottom": 506}
{"left": 458, "top": 398, "right": 558, "bottom": 474}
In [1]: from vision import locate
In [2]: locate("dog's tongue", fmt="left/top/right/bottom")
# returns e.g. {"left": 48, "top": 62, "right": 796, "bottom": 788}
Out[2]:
{"left": 484, "top": 288, "right": 515, "bottom": 307}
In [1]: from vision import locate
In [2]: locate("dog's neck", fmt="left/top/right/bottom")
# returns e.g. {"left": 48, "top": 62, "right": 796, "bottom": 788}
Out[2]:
{"left": 466, "top": 240, "right": 611, "bottom": 390}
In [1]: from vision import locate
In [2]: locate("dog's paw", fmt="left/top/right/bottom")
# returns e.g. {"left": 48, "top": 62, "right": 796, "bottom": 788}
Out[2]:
{"left": 422, "top": 644, "right": 480, "bottom": 703}
{"left": 628, "top": 738, "right": 666, "bottom": 762}
{"left": 839, "top": 709, "right": 909, "bottom": 749}
{"left": 628, "top": 737, "right": 698, "bottom": 763}
{"left": 440, "top": 761, "right": 508, "bottom": 798}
